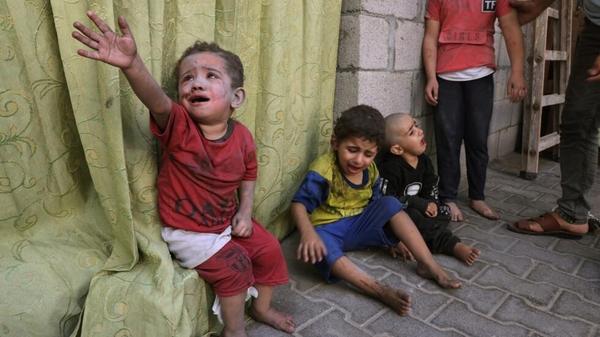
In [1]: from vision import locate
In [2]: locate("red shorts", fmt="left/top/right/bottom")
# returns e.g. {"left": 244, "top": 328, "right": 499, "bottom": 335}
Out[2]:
{"left": 194, "top": 220, "right": 288, "bottom": 297}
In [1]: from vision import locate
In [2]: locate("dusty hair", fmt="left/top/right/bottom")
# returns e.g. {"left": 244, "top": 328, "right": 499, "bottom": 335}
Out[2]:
{"left": 172, "top": 41, "right": 244, "bottom": 96}
{"left": 333, "top": 105, "right": 385, "bottom": 149}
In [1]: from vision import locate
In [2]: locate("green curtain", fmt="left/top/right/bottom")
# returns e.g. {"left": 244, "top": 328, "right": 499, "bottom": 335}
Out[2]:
{"left": 0, "top": 1, "right": 340, "bottom": 336}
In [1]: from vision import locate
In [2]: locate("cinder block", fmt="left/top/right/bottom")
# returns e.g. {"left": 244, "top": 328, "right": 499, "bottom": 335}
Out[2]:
{"left": 338, "top": 15, "right": 360, "bottom": 68}
{"left": 494, "top": 68, "right": 509, "bottom": 100}
{"left": 490, "top": 99, "right": 514, "bottom": 133}
{"left": 356, "top": 71, "right": 412, "bottom": 116}
{"left": 497, "top": 33, "right": 512, "bottom": 68}
{"left": 362, "top": 0, "right": 419, "bottom": 20}
{"left": 394, "top": 20, "right": 424, "bottom": 71}
{"left": 511, "top": 101, "right": 522, "bottom": 126}
{"left": 411, "top": 71, "right": 436, "bottom": 118}
{"left": 334, "top": 71, "right": 359, "bottom": 116}
{"left": 488, "top": 131, "right": 500, "bottom": 160}
{"left": 359, "top": 15, "right": 389, "bottom": 69}
{"left": 498, "top": 125, "right": 519, "bottom": 156}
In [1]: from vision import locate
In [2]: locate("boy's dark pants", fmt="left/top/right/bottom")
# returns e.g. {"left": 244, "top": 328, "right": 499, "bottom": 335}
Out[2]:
{"left": 434, "top": 74, "right": 494, "bottom": 202}
{"left": 406, "top": 208, "right": 459, "bottom": 256}
{"left": 557, "top": 19, "right": 600, "bottom": 224}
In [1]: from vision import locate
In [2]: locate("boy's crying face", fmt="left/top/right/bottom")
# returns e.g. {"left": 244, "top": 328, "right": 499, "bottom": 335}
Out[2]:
{"left": 177, "top": 52, "right": 244, "bottom": 125}
{"left": 333, "top": 136, "right": 378, "bottom": 181}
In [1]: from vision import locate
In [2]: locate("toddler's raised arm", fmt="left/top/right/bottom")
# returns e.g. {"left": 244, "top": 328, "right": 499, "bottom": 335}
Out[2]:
{"left": 72, "top": 11, "right": 171, "bottom": 128}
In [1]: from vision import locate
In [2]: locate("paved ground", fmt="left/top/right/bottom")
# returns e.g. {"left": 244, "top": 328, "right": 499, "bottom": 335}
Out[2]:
{"left": 247, "top": 153, "right": 600, "bottom": 337}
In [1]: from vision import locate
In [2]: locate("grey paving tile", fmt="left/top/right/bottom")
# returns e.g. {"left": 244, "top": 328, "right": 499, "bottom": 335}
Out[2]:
{"left": 432, "top": 300, "right": 531, "bottom": 337}
{"left": 462, "top": 212, "right": 504, "bottom": 231}
{"left": 577, "top": 233, "right": 600, "bottom": 248}
{"left": 553, "top": 240, "right": 600, "bottom": 263}
{"left": 281, "top": 234, "right": 323, "bottom": 293}
{"left": 493, "top": 296, "right": 593, "bottom": 337}
{"left": 498, "top": 186, "right": 541, "bottom": 201}
{"left": 271, "top": 283, "right": 332, "bottom": 327}
{"left": 381, "top": 273, "right": 451, "bottom": 320}
{"left": 577, "top": 260, "right": 600, "bottom": 280}
{"left": 297, "top": 309, "right": 374, "bottom": 337}
{"left": 508, "top": 241, "right": 580, "bottom": 273}
{"left": 534, "top": 174, "right": 561, "bottom": 189}
{"left": 435, "top": 254, "right": 487, "bottom": 281}
{"left": 421, "top": 279, "right": 506, "bottom": 315}
{"left": 473, "top": 242, "right": 533, "bottom": 277}
{"left": 524, "top": 185, "right": 560, "bottom": 199}
{"left": 248, "top": 322, "right": 292, "bottom": 337}
{"left": 352, "top": 255, "right": 394, "bottom": 280}
{"left": 307, "top": 281, "right": 386, "bottom": 325}
{"left": 551, "top": 291, "right": 600, "bottom": 325}
{"left": 527, "top": 264, "right": 600, "bottom": 304}
{"left": 519, "top": 207, "right": 551, "bottom": 218}
{"left": 369, "top": 310, "right": 464, "bottom": 337}
{"left": 454, "top": 225, "right": 517, "bottom": 252}
{"left": 367, "top": 253, "right": 431, "bottom": 286}
{"left": 474, "top": 266, "right": 558, "bottom": 306}
{"left": 485, "top": 198, "right": 527, "bottom": 215}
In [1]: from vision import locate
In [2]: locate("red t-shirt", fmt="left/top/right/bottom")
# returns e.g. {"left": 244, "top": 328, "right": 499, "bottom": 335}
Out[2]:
{"left": 426, "top": 0, "right": 511, "bottom": 73}
{"left": 150, "top": 102, "right": 257, "bottom": 233}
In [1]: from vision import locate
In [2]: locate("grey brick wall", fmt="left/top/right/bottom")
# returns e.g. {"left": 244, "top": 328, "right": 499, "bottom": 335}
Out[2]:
{"left": 335, "top": 0, "right": 533, "bottom": 161}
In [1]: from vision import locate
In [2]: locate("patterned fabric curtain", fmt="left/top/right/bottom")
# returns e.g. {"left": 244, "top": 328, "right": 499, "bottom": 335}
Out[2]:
{"left": 0, "top": 1, "right": 340, "bottom": 336}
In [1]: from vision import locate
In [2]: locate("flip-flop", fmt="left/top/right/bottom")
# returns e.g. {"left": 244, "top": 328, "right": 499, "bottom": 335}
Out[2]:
{"left": 507, "top": 212, "right": 583, "bottom": 240}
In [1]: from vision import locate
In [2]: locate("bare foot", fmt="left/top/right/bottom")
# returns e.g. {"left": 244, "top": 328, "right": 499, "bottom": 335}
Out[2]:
{"left": 453, "top": 243, "right": 480, "bottom": 266}
{"left": 250, "top": 306, "right": 295, "bottom": 334}
{"left": 445, "top": 202, "right": 464, "bottom": 222}
{"left": 416, "top": 263, "right": 462, "bottom": 289}
{"left": 373, "top": 281, "right": 411, "bottom": 316}
{"left": 469, "top": 200, "right": 499, "bottom": 220}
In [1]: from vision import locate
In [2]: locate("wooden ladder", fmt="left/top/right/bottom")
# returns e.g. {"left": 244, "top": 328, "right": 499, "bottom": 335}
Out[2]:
{"left": 520, "top": 0, "right": 574, "bottom": 180}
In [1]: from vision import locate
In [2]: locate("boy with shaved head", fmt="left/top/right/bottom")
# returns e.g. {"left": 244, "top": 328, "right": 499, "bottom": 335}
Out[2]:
{"left": 377, "top": 113, "right": 480, "bottom": 265}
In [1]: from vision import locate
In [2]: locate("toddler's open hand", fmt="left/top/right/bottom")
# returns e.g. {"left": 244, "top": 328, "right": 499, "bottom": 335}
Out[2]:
{"left": 297, "top": 232, "right": 327, "bottom": 264}
{"left": 72, "top": 11, "right": 137, "bottom": 69}
{"left": 231, "top": 212, "right": 253, "bottom": 237}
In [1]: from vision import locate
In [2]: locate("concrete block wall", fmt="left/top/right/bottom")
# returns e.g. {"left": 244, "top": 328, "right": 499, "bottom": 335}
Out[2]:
{"left": 335, "top": 0, "right": 530, "bottom": 161}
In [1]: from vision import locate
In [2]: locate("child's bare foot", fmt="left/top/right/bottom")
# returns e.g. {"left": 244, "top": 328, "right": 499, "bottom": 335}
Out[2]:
{"left": 453, "top": 243, "right": 480, "bottom": 266}
{"left": 250, "top": 306, "right": 295, "bottom": 334}
{"left": 373, "top": 281, "right": 411, "bottom": 316}
{"left": 469, "top": 200, "right": 499, "bottom": 220}
{"left": 445, "top": 202, "right": 464, "bottom": 222}
{"left": 416, "top": 263, "right": 462, "bottom": 289}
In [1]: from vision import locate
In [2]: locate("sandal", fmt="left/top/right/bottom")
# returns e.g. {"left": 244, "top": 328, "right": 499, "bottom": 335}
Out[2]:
{"left": 507, "top": 212, "right": 583, "bottom": 240}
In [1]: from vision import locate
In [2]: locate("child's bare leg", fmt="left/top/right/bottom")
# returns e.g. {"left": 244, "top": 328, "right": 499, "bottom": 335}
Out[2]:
{"left": 331, "top": 256, "right": 411, "bottom": 315}
{"left": 452, "top": 242, "right": 480, "bottom": 266}
{"left": 250, "top": 284, "right": 295, "bottom": 333}
{"left": 389, "top": 211, "right": 461, "bottom": 289}
{"left": 220, "top": 292, "right": 248, "bottom": 337}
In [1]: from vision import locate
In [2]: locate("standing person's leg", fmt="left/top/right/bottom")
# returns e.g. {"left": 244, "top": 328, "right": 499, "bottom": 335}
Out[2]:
{"left": 463, "top": 74, "right": 498, "bottom": 220}
{"left": 435, "top": 78, "right": 466, "bottom": 221}
{"left": 557, "top": 19, "right": 600, "bottom": 226}
{"left": 509, "top": 20, "right": 598, "bottom": 238}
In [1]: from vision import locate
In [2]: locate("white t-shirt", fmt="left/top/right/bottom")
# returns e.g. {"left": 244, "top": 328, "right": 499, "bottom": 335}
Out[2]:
{"left": 438, "top": 66, "right": 495, "bottom": 81}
